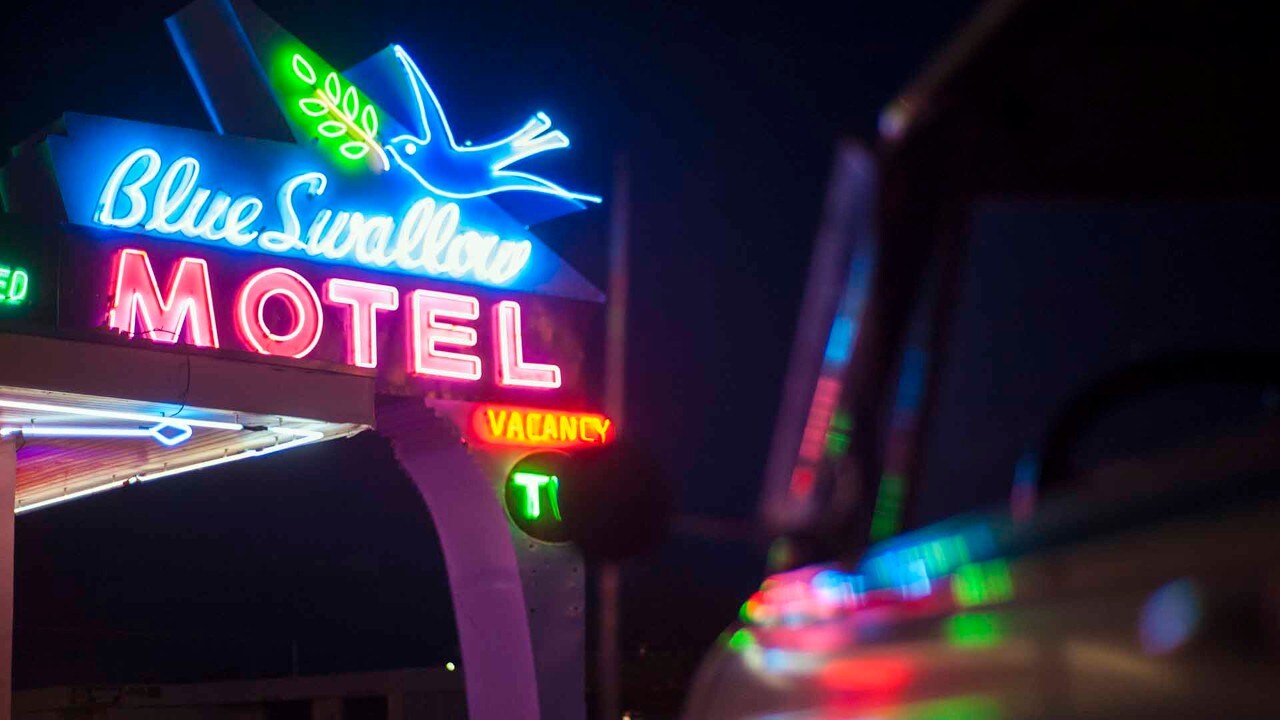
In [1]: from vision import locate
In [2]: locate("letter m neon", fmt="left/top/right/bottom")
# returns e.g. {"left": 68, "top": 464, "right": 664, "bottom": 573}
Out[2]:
{"left": 108, "top": 248, "right": 220, "bottom": 348}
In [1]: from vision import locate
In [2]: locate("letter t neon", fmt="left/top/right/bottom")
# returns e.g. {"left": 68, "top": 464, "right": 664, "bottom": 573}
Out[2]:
{"left": 325, "top": 278, "right": 399, "bottom": 368}
{"left": 511, "top": 472, "right": 557, "bottom": 520}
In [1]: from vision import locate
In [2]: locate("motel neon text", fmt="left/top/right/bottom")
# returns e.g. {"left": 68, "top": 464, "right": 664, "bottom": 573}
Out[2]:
{"left": 106, "top": 247, "right": 561, "bottom": 388}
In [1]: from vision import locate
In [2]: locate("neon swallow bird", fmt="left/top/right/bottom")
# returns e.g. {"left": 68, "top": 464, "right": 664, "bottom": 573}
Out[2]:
{"left": 383, "top": 45, "right": 602, "bottom": 204}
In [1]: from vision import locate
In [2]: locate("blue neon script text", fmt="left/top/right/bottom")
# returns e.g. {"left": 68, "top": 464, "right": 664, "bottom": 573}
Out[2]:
{"left": 96, "top": 148, "right": 532, "bottom": 285}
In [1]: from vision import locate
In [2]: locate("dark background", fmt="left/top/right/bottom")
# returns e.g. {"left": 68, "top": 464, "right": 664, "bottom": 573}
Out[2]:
{"left": 2, "top": 0, "right": 977, "bottom": 712}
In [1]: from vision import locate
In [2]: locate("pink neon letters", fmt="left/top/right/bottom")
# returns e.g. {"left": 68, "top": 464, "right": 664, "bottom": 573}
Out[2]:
{"left": 236, "top": 268, "right": 324, "bottom": 358}
{"left": 494, "top": 301, "right": 562, "bottom": 389}
{"left": 108, "top": 248, "right": 219, "bottom": 348}
{"left": 105, "top": 248, "right": 563, "bottom": 388}
{"left": 408, "top": 289, "right": 482, "bottom": 381}
{"left": 325, "top": 279, "right": 398, "bottom": 368}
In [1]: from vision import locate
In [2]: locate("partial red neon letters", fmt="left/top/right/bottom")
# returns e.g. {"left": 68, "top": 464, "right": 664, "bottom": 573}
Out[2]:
{"left": 235, "top": 268, "right": 324, "bottom": 358}
{"left": 408, "top": 289, "right": 482, "bottom": 380}
{"left": 325, "top": 279, "right": 399, "bottom": 368}
{"left": 789, "top": 376, "right": 842, "bottom": 497}
{"left": 108, "top": 248, "right": 219, "bottom": 348}
{"left": 494, "top": 300, "right": 562, "bottom": 389}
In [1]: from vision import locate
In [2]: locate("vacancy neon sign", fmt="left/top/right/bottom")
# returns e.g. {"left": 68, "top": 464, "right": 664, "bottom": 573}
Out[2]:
{"left": 472, "top": 405, "right": 613, "bottom": 447}
{"left": 106, "top": 247, "right": 562, "bottom": 388}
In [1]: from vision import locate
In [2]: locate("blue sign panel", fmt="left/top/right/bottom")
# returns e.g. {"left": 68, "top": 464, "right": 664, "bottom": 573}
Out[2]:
{"left": 41, "top": 0, "right": 602, "bottom": 301}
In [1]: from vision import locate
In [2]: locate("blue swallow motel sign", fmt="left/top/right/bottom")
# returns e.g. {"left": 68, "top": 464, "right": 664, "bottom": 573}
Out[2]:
{"left": 0, "top": 0, "right": 608, "bottom": 717}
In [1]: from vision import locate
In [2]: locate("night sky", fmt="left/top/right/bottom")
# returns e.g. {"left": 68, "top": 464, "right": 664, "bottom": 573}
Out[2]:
{"left": 2, "top": 0, "right": 977, "bottom": 698}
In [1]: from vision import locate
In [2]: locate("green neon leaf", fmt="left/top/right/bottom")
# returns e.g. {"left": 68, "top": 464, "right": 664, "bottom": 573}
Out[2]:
{"left": 291, "top": 54, "right": 317, "bottom": 85}
{"left": 323, "top": 72, "right": 342, "bottom": 104}
{"left": 341, "top": 86, "right": 359, "bottom": 120}
{"left": 297, "top": 97, "right": 328, "bottom": 117}
{"left": 281, "top": 48, "right": 386, "bottom": 171}
{"left": 317, "top": 120, "right": 347, "bottom": 138}
{"left": 339, "top": 141, "right": 370, "bottom": 159}
{"left": 361, "top": 105, "right": 378, "bottom": 137}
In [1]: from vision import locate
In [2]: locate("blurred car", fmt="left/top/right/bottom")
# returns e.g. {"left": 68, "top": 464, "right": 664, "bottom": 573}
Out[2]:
{"left": 684, "top": 0, "right": 1280, "bottom": 717}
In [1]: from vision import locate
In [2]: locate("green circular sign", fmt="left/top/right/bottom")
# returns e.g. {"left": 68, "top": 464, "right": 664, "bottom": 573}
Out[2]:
{"left": 504, "top": 451, "right": 571, "bottom": 543}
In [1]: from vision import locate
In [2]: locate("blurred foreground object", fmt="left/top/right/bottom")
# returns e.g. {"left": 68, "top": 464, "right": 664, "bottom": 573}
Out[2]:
{"left": 686, "top": 0, "right": 1280, "bottom": 716}
{"left": 561, "top": 440, "right": 673, "bottom": 563}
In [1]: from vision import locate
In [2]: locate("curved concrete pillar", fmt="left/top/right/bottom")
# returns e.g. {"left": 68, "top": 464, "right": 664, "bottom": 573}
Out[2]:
{"left": 376, "top": 397, "right": 541, "bottom": 720}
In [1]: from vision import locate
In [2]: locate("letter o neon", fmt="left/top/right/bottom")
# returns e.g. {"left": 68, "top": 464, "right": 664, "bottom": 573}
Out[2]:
{"left": 236, "top": 268, "right": 324, "bottom": 358}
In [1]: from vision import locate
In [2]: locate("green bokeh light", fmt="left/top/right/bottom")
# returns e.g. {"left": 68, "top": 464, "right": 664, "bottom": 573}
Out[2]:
{"left": 945, "top": 612, "right": 1004, "bottom": 649}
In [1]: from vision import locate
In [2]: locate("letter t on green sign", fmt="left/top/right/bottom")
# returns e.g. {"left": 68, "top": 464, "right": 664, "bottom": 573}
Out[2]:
{"left": 511, "top": 472, "right": 561, "bottom": 520}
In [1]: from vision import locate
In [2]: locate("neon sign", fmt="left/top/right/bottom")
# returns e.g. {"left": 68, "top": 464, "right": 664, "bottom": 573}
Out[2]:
{"left": 1, "top": 422, "right": 193, "bottom": 447}
{"left": 40, "top": 4, "right": 605, "bottom": 301}
{"left": 108, "top": 248, "right": 219, "bottom": 347}
{"left": 383, "top": 46, "right": 601, "bottom": 204}
{"left": 495, "top": 301, "right": 562, "bottom": 389}
{"left": 105, "top": 248, "right": 563, "bottom": 388}
{"left": 235, "top": 267, "right": 324, "bottom": 358}
{"left": 324, "top": 278, "right": 398, "bottom": 368}
{"left": 472, "top": 405, "right": 613, "bottom": 447}
{"left": 0, "top": 262, "right": 30, "bottom": 305}
{"left": 503, "top": 452, "right": 572, "bottom": 543}
{"left": 95, "top": 150, "right": 534, "bottom": 285}
{"left": 289, "top": 52, "right": 389, "bottom": 170}
{"left": 510, "top": 471, "right": 561, "bottom": 521}
{"left": 19, "top": 0, "right": 605, "bottom": 403}
{"left": 1, "top": 397, "right": 325, "bottom": 515}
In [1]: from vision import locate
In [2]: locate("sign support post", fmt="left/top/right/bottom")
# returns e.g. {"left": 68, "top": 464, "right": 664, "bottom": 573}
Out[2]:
{"left": 378, "top": 398, "right": 590, "bottom": 720}
{"left": 377, "top": 398, "right": 543, "bottom": 720}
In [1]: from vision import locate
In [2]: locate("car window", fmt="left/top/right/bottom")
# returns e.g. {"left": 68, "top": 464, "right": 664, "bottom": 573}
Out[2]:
{"left": 914, "top": 200, "right": 1280, "bottom": 526}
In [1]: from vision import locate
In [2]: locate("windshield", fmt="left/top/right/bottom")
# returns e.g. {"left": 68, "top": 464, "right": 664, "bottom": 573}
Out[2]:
{"left": 913, "top": 199, "right": 1280, "bottom": 526}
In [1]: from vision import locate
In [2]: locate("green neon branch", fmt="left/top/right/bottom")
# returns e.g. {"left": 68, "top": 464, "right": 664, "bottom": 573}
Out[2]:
{"left": 289, "top": 52, "right": 389, "bottom": 170}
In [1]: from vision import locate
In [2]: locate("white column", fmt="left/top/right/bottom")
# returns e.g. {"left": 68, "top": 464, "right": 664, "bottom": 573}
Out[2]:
{"left": 377, "top": 398, "right": 541, "bottom": 720}
{"left": 1, "top": 436, "right": 16, "bottom": 720}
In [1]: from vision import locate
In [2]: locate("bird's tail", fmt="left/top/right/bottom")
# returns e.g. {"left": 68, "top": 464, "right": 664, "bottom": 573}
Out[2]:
{"left": 492, "top": 112, "right": 570, "bottom": 170}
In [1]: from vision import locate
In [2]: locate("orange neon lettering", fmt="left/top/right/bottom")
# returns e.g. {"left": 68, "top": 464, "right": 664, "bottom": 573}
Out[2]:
{"left": 507, "top": 411, "right": 527, "bottom": 442}
{"left": 560, "top": 412, "right": 581, "bottom": 440}
{"left": 542, "top": 416, "right": 559, "bottom": 442}
{"left": 469, "top": 405, "right": 614, "bottom": 448}
{"left": 595, "top": 418, "right": 612, "bottom": 443}
{"left": 486, "top": 408, "right": 507, "bottom": 438}
{"left": 559, "top": 415, "right": 579, "bottom": 443}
